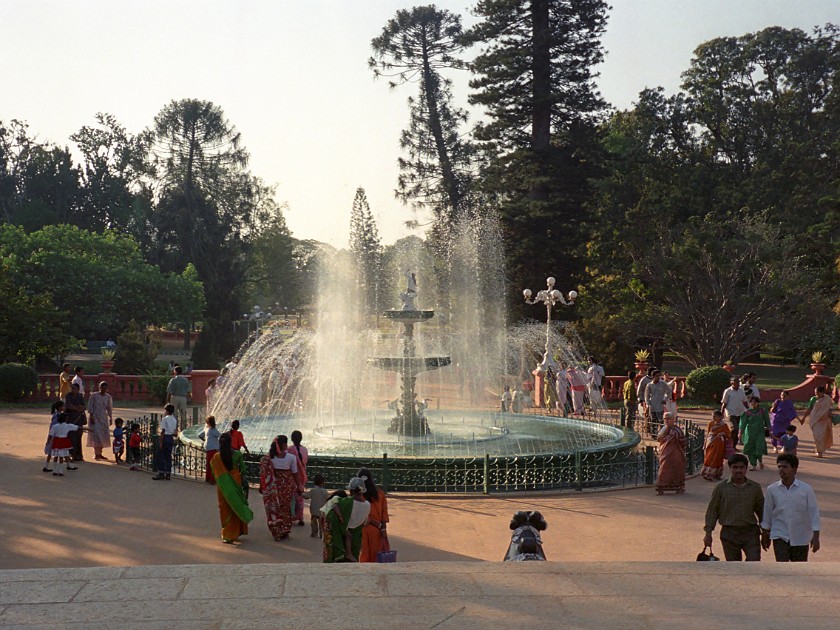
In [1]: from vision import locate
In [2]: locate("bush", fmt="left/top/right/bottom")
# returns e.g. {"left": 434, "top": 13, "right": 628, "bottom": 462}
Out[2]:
{"left": 113, "top": 324, "right": 158, "bottom": 374}
{"left": 686, "top": 366, "right": 731, "bottom": 402}
{"left": 0, "top": 363, "right": 39, "bottom": 402}
{"left": 142, "top": 367, "right": 171, "bottom": 404}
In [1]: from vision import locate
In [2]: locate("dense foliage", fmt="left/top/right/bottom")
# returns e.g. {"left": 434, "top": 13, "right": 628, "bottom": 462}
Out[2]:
{"left": 0, "top": 363, "right": 39, "bottom": 402}
{"left": 685, "top": 366, "right": 733, "bottom": 402}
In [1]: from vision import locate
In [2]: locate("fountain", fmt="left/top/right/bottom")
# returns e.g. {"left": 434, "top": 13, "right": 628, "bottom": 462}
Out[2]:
{"left": 371, "top": 271, "right": 451, "bottom": 437}
{"left": 180, "top": 213, "right": 640, "bottom": 491}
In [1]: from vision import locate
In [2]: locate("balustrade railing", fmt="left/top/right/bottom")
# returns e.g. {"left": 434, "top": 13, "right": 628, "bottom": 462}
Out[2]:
{"left": 127, "top": 406, "right": 705, "bottom": 494}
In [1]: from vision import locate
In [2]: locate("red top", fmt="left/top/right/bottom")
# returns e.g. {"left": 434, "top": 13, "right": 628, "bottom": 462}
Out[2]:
{"left": 128, "top": 433, "right": 141, "bottom": 448}
{"left": 230, "top": 429, "right": 246, "bottom": 451}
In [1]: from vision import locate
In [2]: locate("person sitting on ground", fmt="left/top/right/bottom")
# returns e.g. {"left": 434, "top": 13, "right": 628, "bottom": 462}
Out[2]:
{"left": 322, "top": 477, "right": 371, "bottom": 563}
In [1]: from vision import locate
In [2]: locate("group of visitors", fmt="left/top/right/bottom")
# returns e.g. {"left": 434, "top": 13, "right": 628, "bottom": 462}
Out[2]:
{"left": 502, "top": 356, "right": 608, "bottom": 416}
{"left": 704, "top": 381, "right": 836, "bottom": 482}
{"left": 202, "top": 422, "right": 391, "bottom": 562}
{"left": 43, "top": 364, "right": 144, "bottom": 475}
{"left": 623, "top": 366, "right": 680, "bottom": 434}
{"left": 704, "top": 452, "right": 821, "bottom": 562}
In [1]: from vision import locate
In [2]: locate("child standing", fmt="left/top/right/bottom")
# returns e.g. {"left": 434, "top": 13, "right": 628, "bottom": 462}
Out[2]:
{"left": 43, "top": 401, "right": 63, "bottom": 473}
{"left": 127, "top": 423, "right": 142, "bottom": 471}
{"left": 49, "top": 412, "right": 76, "bottom": 476}
{"left": 198, "top": 416, "right": 221, "bottom": 483}
{"left": 780, "top": 425, "right": 799, "bottom": 455}
{"left": 229, "top": 420, "right": 250, "bottom": 455}
{"left": 302, "top": 473, "right": 329, "bottom": 538}
{"left": 112, "top": 418, "right": 125, "bottom": 465}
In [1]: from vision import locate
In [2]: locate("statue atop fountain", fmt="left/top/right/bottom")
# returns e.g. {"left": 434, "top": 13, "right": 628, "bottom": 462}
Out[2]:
{"left": 399, "top": 270, "right": 418, "bottom": 311}
{"left": 371, "top": 270, "right": 451, "bottom": 436}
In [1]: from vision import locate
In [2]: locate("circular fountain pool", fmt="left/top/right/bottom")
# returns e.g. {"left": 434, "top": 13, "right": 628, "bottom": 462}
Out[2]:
{"left": 181, "top": 411, "right": 638, "bottom": 458}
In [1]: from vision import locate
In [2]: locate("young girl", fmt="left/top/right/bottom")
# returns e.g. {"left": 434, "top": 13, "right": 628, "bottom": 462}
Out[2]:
{"left": 49, "top": 412, "right": 77, "bottom": 476}
{"left": 127, "top": 423, "right": 142, "bottom": 471}
{"left": 112, "top": 417, "right": 125, "bottom": 465}
{"left": 43, "top": 401, "right": 64, "bottom": 472}
{"left": 198, "top": 416, "right": 221, "bottom": 483}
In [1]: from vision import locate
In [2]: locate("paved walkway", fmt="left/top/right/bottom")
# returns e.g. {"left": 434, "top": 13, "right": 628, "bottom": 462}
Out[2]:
{"left": 3, "top": 405, "right": 840, "bottom": 568}
{"left": 2, "top": 561, "right": 840, "bottom": 628}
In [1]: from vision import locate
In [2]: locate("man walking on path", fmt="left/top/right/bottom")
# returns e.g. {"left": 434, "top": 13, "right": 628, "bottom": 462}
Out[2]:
{"left": 761, "top": 453, "right": 821, "bottom": 562}
{"left": 166, "top": 366, "right": 192, "bottom": 425}
{"left": 703, "top": 453, "right": 765, "bottom": 561}
{"left": 622, "top": 370, "right": 637, "bottom": 429}
{"left": 644, "top": 370, "right": 669, "bottom": 434}
{"left": 71, "top": 366, "right": 85, "bottom": 396}
{"left": 721, "top": 377, "right": 748, "bottom": 447}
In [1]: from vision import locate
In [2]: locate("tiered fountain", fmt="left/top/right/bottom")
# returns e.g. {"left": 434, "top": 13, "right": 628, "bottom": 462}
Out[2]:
{"left": 179, "top": 217, "right": 640, "bottom": 491}
{"left": 370, "top": 272, "right": 450, "bottom": 437}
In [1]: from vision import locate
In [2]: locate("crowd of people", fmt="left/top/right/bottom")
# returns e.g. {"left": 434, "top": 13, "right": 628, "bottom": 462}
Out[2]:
{"left": 203, "top": 421, "right": 391, "bottom": 562}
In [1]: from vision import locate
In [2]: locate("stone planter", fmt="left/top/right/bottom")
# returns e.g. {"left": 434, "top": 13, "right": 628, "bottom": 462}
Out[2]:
{"left": 722, "top": 364, "right": 736, "bottom": 374}
{"left": 100, "top": 360, "right": 115, "bottom": 373}
{"left": 634, "top": 361, "right": 649, "bottom": 374}
{"left": 810, "top": 362, "right": 826, "bottom": 375}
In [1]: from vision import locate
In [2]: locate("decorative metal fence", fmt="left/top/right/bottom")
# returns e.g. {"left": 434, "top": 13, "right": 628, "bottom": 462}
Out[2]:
{"left": 130, "top": 406, "right": 705, "bottom": 494}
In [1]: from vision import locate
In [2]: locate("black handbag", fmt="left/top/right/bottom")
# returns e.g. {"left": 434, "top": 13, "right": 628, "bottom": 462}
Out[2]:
{"left": 696, "top": 545, "right": 720, "bottom": 561}
{"left": 241, "top": 478, "right": 250, "bottom": 500}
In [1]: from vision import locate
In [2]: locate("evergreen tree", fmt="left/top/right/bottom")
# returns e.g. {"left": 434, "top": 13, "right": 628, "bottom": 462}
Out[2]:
{"left": 370, "top": 6, "right": 473, "bottom": 234}
{"left": 463, "top": 0, "right": 609, "bottom": 301}
{"left": 348, "top": 187, "right": 383, "bottom": 318}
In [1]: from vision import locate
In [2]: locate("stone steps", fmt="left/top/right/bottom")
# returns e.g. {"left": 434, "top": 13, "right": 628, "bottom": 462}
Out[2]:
{"left": 1, "top": 561, "right": 837, "bottom": 628}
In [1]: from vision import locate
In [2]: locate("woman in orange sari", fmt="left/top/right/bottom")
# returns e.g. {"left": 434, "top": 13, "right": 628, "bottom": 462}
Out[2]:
{"left": 210, "top": 432, "right": 254, "bottom": 544}
{"left": 358, "top": 467, "right": 389, "bottom": 562}
{"left": 655, "top": 412, "right": 687, "bottom": 494}
{"left": 701, "top": 410, "right": 731, "bottom": 481}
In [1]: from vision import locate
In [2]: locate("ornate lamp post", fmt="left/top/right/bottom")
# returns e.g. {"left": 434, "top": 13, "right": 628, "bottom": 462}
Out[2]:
{"left": 523, "top": 276, "right": 577, "bottom": 406}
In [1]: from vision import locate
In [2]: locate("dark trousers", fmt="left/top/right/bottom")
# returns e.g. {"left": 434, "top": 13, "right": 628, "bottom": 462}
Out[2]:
{"left": 70, "top": 427, "right": 84, "bottom": 461}
{"left": 720, "top": 526, "right": 761, "bottom": 561}
{"left": 772, "top": 538, "right": 809, "bottom": 562}
{"left": 729, "top": 415, "right": 741, "bottom": 446}
{"left": 623, "top": 401, "right": 636, "bottom": 428}
{"left": 157, "top": 434, "right": 174, "bottom": 474}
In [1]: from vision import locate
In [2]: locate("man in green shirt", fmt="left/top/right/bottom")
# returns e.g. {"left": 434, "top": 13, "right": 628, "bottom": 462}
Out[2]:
{"left": 166, "top": 365, "right": 192, "bottom": 425}
{"left": 622, "top": 370, "right": 637, "bottom": 428}
{"left": 703, "top": 453, "right": 765, "bottom": 560}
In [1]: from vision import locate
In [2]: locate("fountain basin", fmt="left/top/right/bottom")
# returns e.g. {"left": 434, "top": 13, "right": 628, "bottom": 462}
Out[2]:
{"left": 368, "top": 357, "right": 452, "bottom": 372}
{"left": 381, "top": 310, "right": 436, "bottom": 324}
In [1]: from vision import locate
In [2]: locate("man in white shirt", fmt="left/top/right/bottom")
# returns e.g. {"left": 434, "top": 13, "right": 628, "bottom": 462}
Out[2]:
{"left": 587, "top": 356, "right": 605, "bottom": 405}
{"left": 761, "top": 453, "right": 821, "bottom": 562}
{"left": 71, "top": 366, "right": 85, "bottom": 396}
{"left": 721, "top": 377, "right": 748, "bottom": 447}
{"left": 153, "top": 403, "right": 179, "bottom": 481}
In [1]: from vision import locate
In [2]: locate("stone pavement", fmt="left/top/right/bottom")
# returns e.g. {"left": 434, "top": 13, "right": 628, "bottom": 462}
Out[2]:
{"left": 1, "top": 561, "right": 839, "bottom": 629}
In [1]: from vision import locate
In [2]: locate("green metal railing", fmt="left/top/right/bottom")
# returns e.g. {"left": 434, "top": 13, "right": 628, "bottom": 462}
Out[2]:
{"left": 130, "top": 407, "right": 705, "bottom": 494}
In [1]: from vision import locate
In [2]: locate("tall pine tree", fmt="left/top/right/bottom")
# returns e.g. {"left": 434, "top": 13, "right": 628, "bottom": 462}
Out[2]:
{"left": 369, "top": 6, "right": 473, "bottom": 237}
{"left": 463, "top": 0, "right": 609, "bottom": 300}
{"left": 348, "top": 187, "right": 383, "bottom": 319}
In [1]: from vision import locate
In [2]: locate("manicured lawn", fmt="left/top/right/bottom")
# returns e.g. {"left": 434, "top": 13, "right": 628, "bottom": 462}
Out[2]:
{"left": 662, "top": 361, "right": 828, "bottom": 391}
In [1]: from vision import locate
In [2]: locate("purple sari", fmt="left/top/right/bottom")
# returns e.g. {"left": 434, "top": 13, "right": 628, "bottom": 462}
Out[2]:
{"left": 770, "top": 398, "right": 797, "bottom": 446}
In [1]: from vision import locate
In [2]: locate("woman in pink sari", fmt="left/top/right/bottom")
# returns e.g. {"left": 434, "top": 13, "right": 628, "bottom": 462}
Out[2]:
{"left": 258, "top": 435, "right": 304, "bottom": 540}
{"left": 803, "top": 386, "right": 833, "bottom": 458}
{"left": 655, "top": 412, "right": 687, "bottom": 494}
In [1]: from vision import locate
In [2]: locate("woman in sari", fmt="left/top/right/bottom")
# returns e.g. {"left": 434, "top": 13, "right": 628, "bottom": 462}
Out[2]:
{"left": 740, "top": 396, "right": 770, "bottom": 470}
{"left": 259, "top": 434, "right": 303, "bottom": 540}
{"left": 769, "top": 391, "right": 798, "bottom": 453}
{"left": 663, "top": 371, "right": 678, "bottom": 420}
{"left": 358, "top": 467, "right": 389, "bottom": 563}
{"left": 87, "top": 381, "right": 113, "bottom": 460}
{"left": 655, "top": 412, "right": 686, "bottom": 494}
{"left": 701, "top": 410, "right": 731, "bottom": 481}
{"left": 210, "top": 432, "right": 253, "bottom": 544}
{"left": 322, "top": 477, "right": 371, "bottom": 563}
{"left": 288, "top": 430, "right": 308, "bottom": 527}
{"left": 804, "top": 386, "right": 833, "bottom": 458}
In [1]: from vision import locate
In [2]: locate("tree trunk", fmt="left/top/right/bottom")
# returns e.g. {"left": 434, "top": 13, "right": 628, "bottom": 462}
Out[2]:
{"left": 530, "top": 0, "right": 551, "bottom": 204}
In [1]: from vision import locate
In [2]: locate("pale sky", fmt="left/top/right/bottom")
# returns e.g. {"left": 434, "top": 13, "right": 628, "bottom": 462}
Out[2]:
{"left": 1, "top": 1, "right": 836, "bottom": 248}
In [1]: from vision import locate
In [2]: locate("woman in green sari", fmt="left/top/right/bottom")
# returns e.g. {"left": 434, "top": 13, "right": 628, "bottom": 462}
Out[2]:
{"left": 210, "top": 432, "right": 254, "bottom": 544}
{"left": 740, "top": 396, "right": 770, "bottom": 470}
{"left": 322, "top": 477, "right": 371, "bottom": 562}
